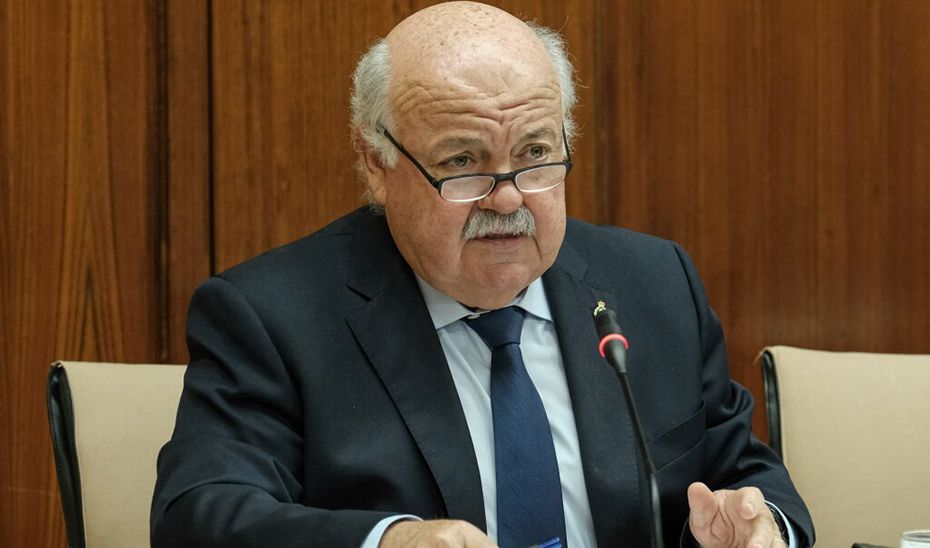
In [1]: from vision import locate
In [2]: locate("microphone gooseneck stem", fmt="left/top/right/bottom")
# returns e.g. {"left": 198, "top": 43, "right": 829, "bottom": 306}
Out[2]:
{"left": 616, "top": 368, "right": 664, "bottom": 548}
{"left": 594, "top": 306, "right": 665, "bottom": 548}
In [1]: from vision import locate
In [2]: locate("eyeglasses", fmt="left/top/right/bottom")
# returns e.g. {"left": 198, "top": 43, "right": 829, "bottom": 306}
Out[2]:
{"left": 381, "top": 127, "right": 573, "bottom": 203}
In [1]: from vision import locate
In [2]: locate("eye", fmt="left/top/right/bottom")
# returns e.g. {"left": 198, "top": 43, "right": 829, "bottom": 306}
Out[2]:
{"left": 527, "top": 145, "right": 550, "bottom": 161}
{"left": 442, "top": 155, "right": 473, "bottom": 170}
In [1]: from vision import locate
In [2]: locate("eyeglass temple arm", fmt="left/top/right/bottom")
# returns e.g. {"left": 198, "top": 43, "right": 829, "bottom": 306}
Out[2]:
{"left": 561, "top": 127, "right": 572, "bottom": 163}
{"left": 380, "top": 128, "right": 441, "bottom": 187}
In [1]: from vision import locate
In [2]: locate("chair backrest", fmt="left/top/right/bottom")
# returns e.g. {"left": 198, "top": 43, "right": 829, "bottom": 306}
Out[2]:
{"left": 47, "top": 361, "right": 186, "bottom": 548}
{"left": 761, "top": 346, "right": 930, "bottom": 548}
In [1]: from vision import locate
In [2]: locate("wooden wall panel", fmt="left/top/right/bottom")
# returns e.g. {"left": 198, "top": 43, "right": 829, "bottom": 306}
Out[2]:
{"left": 211, "top": 0, "right": 367, "bottom": 271}
{"left": 604, "top": 0, "right": 930, "bottom": 436}
{"left": 884, "top": 1, "right": 930, "bottom": 348}
{"left": 211, "top": 0, "right": 598, "bottom": 271}
{"left": 813, "top": 0, "right": 930, "bottom": 353}
{"left": 1, "top": 1, "right": 163, "bottom": 546}
{"left": 166, "top": 0, "right": 212, "bottom": 363}
{"left": 0, "top": 3, "right": 72, "bottom": 545}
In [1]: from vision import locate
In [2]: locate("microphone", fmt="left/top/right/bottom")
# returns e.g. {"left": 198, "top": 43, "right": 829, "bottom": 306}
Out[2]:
{"left": 593, "top": 302, "right": 665, "bottom": 548}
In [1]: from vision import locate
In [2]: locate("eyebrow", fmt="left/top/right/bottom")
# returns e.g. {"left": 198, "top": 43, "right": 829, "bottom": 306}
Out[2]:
{"left": 432, "top": 136, "right": 486, "bottom": 156}
{"left": 521, "top": 127, "right": 559, "bottom": 143}
{"left": 431, "top": 127, "right": 560, "bottom": 158}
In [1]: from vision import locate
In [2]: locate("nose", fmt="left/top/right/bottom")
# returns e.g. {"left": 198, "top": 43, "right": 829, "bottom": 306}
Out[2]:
{"left": 477, "top": 178, "right": 524, "bottom": 214}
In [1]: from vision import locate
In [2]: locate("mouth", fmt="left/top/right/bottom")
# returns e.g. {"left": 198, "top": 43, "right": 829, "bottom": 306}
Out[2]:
{"left": 471, "top": 232, "right": 527, "bottom": 248}
{"left": 478, "top": 232, "right": 522, "bottom": 240}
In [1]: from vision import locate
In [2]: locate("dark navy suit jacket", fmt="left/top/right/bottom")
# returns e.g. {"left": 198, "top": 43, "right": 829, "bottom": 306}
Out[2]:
{"left": 151, "top": 208, "right": 814, "bottom": 548}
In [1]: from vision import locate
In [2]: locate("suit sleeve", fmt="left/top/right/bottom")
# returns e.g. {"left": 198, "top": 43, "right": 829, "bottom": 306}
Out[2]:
{"left": 150, "top": 276, "right": 394, "bottom": 548}
{"left": 672, "top": 243, "right": 816, "bottom": 548}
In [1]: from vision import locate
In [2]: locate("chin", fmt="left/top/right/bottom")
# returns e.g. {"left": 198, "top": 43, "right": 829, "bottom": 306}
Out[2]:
{"left": 460, "top": 291, "right": 519, "bottom": 311}
{"left": 465, "top": 266, "right": 537, "bottom": 309}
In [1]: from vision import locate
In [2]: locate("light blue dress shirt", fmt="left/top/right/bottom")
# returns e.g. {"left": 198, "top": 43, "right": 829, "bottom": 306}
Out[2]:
{"left": 360, "top": 276, "right": 795, "bottom": 548}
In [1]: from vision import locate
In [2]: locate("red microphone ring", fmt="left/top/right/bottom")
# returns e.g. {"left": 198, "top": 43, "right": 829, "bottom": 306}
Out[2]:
{"left": 598, "top": 333, "right": 630, "bottom": 357}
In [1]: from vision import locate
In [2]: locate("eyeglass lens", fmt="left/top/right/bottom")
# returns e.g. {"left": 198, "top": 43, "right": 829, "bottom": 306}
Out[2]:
{"left": 440, "top": 164, "right": 568, "bottom": 202}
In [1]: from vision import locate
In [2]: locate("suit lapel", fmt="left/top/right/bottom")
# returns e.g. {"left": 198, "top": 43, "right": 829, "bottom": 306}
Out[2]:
{"left": 344, "top": 211, "right": 486, "bottom": 530}
{"left": 543, "top": 241, "right": 647, "bottom": 548}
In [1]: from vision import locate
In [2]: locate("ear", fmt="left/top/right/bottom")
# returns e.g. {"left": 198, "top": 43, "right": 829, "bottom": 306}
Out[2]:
{"left": 352, "top": 125, "right": 388, "bottom": 205}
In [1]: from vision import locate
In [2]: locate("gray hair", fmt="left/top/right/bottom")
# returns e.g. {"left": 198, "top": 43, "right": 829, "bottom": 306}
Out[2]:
{"left": 350, "top": 22, "right": 578, "bottom": 172}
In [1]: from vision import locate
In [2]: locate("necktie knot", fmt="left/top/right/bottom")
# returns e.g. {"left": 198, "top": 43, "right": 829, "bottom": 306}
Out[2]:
{"left": 466, "top": 306, "right": 525, "bottom": 349}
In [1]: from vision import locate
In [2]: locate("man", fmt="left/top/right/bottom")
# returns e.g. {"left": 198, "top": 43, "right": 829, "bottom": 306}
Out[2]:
{"left": 151, "top": 3, "right": 814, "bottom": 548}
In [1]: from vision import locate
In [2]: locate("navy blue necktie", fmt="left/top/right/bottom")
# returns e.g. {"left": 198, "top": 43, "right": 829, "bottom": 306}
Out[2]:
{"left": 467, "top": 307, "right": 567, "bottom": 548}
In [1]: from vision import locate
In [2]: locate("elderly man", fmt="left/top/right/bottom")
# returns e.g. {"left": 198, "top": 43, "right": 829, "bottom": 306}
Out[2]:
{"left": 151, "top": 3, "right": 813, "bottom": 548}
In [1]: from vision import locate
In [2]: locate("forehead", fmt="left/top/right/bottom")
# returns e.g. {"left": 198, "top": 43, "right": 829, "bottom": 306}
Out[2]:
{"left": 392, "top": 76, "right": 561, "bottom": 134}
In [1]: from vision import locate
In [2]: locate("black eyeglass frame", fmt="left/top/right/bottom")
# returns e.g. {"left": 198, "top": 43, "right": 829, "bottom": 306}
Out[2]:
{"left": 381, "top": 127, "right": 573, "bottom": 202}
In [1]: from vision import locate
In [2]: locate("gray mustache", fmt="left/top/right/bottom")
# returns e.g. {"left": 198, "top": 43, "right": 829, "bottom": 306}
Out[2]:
{"left": 462, "top": 207, "right": 536, "bottom": 240}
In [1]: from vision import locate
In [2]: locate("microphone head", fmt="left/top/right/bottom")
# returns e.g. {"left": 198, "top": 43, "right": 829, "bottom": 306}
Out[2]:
{"left": 594, "top": 307, "right": 623, "bottom": 339}
{"left": 593, "top": 304, "right": 629, "bottom": 373}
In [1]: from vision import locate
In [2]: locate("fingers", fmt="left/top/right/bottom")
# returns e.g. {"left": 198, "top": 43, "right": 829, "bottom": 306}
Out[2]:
{"left": 688, "top": 482, "right": 735, "bottom": 548}
{"left": 730, "top": 486, "right": 766, "bottom": 522}
{"left": 380, "top": 520, "right": 498, "bottom": 548}
{"left": 688, "top": 484, "right": 785, "bottom": 548}
{"left": 729, "top": 487, "right": 782, "bottom": 548}
{"left": 686, "top": 482, "right": 718, "bottom": 528}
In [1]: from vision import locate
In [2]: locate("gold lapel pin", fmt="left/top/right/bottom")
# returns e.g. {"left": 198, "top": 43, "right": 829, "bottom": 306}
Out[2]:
{"left": 593, "top": 300, "right": 607, "bottom": 317}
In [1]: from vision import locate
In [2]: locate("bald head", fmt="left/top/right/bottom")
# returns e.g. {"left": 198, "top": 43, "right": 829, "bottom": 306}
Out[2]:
{"left": 386, "top": 2, "right": 556, "bottom": 96}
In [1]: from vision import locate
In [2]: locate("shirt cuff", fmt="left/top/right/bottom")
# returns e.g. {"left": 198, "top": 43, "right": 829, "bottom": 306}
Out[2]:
{"left": 359, "top": 514, "right": 422, "bottom": 548}
{"left": 766, "top": 502, "right": 797, "bottom": 548}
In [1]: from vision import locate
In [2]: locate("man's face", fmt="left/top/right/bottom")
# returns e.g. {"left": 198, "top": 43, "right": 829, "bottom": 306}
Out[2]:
{"left": 366, "top": 53, "right": 567, "bottom": 310}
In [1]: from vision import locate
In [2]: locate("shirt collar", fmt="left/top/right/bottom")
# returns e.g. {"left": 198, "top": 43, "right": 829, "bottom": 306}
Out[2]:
{"left": 414, "top": 274, "right": 553, "bottom": 330}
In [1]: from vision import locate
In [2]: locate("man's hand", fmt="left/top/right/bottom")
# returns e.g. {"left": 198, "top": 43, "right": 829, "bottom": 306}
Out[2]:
{"left": 687, "top": 482, "right": 787, "bottom": 548}
{"left": 380, "top": 520, "right": 499, "bottom": 548}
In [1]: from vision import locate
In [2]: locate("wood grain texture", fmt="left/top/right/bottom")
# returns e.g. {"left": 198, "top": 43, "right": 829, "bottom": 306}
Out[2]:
{"left": 166, "top": 0, "right": 211, "bottom": 364}
{"left": 0, "top": 4, "right": 71, "bottom": 545}
{"left": 603, "top": 0, "right": 930, "bottom": 436}
{"left": 210, "top": 0, "right": 598, "bottom": 271}
{"left": 1, "top": 0, "right": 162, "bottom": 545}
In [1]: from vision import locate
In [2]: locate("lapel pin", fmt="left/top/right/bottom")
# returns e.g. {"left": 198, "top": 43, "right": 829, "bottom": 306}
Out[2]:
{"left": 593, "top": 300, "right": 607, "bottom": 317}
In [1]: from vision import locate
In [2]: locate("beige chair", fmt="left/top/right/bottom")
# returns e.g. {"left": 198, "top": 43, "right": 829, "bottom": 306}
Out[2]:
{"left": 761, "top": 346, "right": 930, "bottom": 548}
{"left": 46, "top": 361, "right": 186, "bottom": 548}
